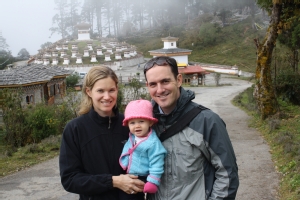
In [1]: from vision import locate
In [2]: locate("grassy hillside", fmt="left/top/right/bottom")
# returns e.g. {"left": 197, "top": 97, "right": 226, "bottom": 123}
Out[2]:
{"left": 126, "top": 17, "right": 266, "bottom": 73}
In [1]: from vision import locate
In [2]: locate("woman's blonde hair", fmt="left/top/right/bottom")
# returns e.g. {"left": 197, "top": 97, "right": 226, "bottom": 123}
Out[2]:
{"left": 78, "top": 66, "right": 118, "bottom": 115}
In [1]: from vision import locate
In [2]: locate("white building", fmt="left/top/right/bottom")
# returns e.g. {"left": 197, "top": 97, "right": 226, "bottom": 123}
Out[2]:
{"left": 90, "top": 53, "right": 98, "bottom": 62}
{"left": 43, "top": 56, "right": 50, "bottom": 65}
{"left": 71, "top": 48, "right": 78, "bottom": 58}
{"left": 76, "top": 23, "right": 91, "bottom": 40}
{"left": 123, "top": 50, "right": 130, "bottom": 58}
{"left": 63, "top": 55, "right": 70, "bottom": 65}
{"left": 60, "top": 50, "right": 67, "bottom": 58}
{"left": 106, "top": 45, "right": 113, "bottom": 54}
{"left": 62, "top": 43, "right": 69, "bottom": 50}
{"left": 148, "top": 36, "right": 192, "bottom": 66}
{"left": 76, "top": 53, "right": 82, "bottom": 64}
{"left": 52, "top": 57, "right": 59, "bottom": 65}
{"left": 114, "top": 51, "right": 122, "bottom": 60}
{"left": 52, "top": 49, "right": 58, "bottom": 57}
{"left": 76, "top": 54, "right": 83, "bottom": 64}
{"left": 87, "top": 42, "right": 93, "bottom": 51}
{"left": 96, "top": 46, "right": 103, "bottom": 55}
{"left": 71, "top": 43, "right": 78, "bottom": 49}
{"left": 104, "top": 52, "right": 111, "bottom": 61}
{"left": 83, "top": 47, "right": 90, "bottom": 57}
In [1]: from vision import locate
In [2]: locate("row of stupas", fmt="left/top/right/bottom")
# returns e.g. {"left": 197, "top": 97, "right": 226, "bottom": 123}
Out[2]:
{"left": 31, "top": 38, "right": 138, "bottom": 65}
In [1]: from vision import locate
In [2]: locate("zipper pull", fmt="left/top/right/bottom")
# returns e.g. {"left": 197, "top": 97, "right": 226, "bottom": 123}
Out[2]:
{"left": 108, "top": 116, "right": 111, "bottom": 129}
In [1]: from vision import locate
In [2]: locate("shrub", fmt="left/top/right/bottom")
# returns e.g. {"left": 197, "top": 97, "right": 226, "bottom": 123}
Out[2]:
{"left": 66, "top": 72, "right": 80, "bottom": 87}
{"left": 1, "top": 88, "right": 30, "bottom": 147}
{"left": 275, "top": 73, "right": 300, "bottom": 105}
{"left": 198, "top": 23, "right": 221, "bottom": 46}
{"left": 26, "top": 104, "right": 58, "bottom": 143}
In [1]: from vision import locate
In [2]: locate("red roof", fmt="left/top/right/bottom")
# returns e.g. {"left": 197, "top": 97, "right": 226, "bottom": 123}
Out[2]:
{"left": 178, "top": 65, "right": 208, "bottom": 74}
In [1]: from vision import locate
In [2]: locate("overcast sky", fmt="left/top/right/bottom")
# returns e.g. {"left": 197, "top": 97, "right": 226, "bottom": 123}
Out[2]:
{"left": 0, "top": 0, "right": 82, "bottom": 56}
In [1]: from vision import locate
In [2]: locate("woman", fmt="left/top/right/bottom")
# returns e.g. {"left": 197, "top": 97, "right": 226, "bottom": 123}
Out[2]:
{"left": 59, "top": 66, "right": 144, "bottom": 200}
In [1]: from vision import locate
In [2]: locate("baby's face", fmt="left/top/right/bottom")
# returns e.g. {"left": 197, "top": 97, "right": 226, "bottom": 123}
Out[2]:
{"left": 128, "top": 118, "right": 153, "bottom": 137}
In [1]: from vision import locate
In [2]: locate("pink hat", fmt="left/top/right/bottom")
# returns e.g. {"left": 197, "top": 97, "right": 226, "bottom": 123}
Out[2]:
{"left": 123, "top": 99, "right": 158, "bottom": 126}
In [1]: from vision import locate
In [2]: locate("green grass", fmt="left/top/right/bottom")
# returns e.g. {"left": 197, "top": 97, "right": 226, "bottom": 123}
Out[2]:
{"left": 233, "top": 88, "right": 300, "bottom": 200}
{"left": 0, "top": 134, "right": 60, "bottom": 177}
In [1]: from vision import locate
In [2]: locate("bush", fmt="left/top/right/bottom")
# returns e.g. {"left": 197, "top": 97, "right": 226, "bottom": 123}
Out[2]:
{"left": 198, "top": 23, "right": 221, "bottom": 46}
{"left": 26, "top": 104, "right": 58, "bottom": 143}
{"left": 66, "top": 72, "right": 80, "bottom": 87}
{"left": 275, "top": 73, "right": 300, "bottom": 105}
{"left": 1, "top": 88, "right": 31, "bottom": 147}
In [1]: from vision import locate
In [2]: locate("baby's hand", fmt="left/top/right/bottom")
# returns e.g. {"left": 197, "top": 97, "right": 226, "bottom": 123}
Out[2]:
{"left": 143, "top": 182, "right": 157, "bottom": 193}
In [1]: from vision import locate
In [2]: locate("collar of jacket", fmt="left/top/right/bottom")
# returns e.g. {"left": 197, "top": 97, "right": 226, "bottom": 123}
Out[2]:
{"left": 152, "top": 87, "right": 195, "bottom": 126}
{"left": 88, "top": 106, "right": 120, "bottom": 128}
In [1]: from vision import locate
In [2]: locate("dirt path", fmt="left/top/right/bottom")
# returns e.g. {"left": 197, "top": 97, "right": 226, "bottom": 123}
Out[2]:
{"left": 0, "top": 74, "right": 279, "bottom": 200}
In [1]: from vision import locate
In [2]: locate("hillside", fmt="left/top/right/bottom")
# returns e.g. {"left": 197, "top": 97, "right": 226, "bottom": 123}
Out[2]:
{"left": 126, "top": 17, "right": 266, "bottom": 73}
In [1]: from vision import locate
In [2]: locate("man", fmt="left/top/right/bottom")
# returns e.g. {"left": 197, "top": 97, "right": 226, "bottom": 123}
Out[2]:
{"left": 143, "top": 56, "right": 239, "bottom": 200}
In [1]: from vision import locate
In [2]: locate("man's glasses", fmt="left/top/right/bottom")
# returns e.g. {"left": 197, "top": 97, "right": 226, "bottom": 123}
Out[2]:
{"left": 144, "top": 57, "right": 177, "bottom": 73}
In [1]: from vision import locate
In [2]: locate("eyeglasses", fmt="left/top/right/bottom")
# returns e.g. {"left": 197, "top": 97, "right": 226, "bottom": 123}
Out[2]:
{"left": 144, "top": 57, "right": 177, "bottom": 73}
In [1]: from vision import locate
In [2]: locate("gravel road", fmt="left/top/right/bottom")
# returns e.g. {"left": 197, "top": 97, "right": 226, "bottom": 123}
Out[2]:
{"left": 0, "top": 72, "right": 279, "bottom": 200}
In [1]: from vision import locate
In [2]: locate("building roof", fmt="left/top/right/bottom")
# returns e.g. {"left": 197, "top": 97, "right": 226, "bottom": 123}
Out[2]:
{"left": 178, "top": 65, "right": 207, "bottom": 75}
{"left": 161, "top": 36, "right": 179, "bottom": 42}
{"left": 0, "top": 64, "right": 72, "bottom": 87}
{"left": 149, "top": 48, "right": 192, "bottom": 54}
{"left": 76, "top": 22, "right": 91, "bottom": 29}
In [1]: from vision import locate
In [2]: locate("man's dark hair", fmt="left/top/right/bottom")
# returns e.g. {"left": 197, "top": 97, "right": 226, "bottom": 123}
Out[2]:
{"left": 144, "top": 56, "right": 179, "bottom": 80}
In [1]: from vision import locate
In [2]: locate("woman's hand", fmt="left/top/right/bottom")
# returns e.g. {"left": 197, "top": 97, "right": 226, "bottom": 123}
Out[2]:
{"left": 112, "top": 174, "right": 145, "bottom": 194}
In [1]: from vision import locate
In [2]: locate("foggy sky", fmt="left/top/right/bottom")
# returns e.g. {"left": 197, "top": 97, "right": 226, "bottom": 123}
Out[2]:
{"left": 0, "top": 0, "right": 81, "bottom": 56}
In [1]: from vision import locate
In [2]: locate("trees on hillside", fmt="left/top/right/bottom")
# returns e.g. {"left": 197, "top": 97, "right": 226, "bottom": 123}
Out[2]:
{"left": 17, "top": 48, "right": 30, "bottom": 60}
{"left": 0, "top": 32, "right": 13, "bottom": 69}
{"left": 50, "top": 0, "right": 71, "bottom": 39}
{"left": 50, "top": 0, "right": 259, "bottom": 39}
{"left": 255, "top": 0, "right": 300, "bottom": 119}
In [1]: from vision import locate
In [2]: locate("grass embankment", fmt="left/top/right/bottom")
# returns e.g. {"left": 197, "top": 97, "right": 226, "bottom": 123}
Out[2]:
{"left": 233, "top": 87, "right": 300, "bottom": 200}
{"left": 0, "top": 131, "right": 61, "bottom": 177}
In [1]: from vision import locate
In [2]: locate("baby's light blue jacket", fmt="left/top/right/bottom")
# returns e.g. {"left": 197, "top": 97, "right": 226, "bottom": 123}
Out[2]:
{"left": 119, "top": 129, "right": 166, "bottom": 186}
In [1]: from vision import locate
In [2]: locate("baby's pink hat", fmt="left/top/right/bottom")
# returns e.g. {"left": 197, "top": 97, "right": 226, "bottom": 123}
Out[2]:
{"left": 123, "top": 99, "right": 158, "bottom": 126}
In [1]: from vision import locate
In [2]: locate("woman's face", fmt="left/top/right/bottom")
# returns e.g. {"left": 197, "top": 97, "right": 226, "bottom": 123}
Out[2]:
{"left": 86, "top": 77, "right": 118, "bottom": 117}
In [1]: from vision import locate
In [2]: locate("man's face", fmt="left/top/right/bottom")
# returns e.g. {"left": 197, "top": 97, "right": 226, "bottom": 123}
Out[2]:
{"left": 145, "top": 65, "right": 182, "bottom": 114}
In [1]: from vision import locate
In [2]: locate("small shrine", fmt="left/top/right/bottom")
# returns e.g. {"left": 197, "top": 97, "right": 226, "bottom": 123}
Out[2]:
{"left": 63, "top": 55, "right": 70, "bottom": 65}
{"left": 114, "top": 51, "right": 122, "bottom": 60}
{"left": 148, "top": 36, "right": 192, "bottom": 66}
{"left": 43, "top": 56, "right": 50, "bottom": 65}
{"left": 90, "top": 53, "right": 98, "bottom": 62}
{"left": 52, "top": 57, "right": 59, "bottom": 65}
{"left": 104, "top": 52, "right": 111, "bottom": 61}
{"left": 71, "top": 48, "right": 78, "bottom": 58}
{"left": 76, "top": 54, "right": 83, "bottom": 64}
{"left": 96, "top": 46, "right": 103, "bottom": 55}
{"left": 83, "top": 47, "right": 90, "bottom": 57}
{"left": 76, "top": 23, "right": 91, "bottom": 40}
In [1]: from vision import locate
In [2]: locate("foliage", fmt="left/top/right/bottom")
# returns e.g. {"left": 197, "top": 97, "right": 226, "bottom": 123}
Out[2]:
{"left": 25, "top": 104, "right": 58, "bottom": 143}
{"left": 54, "top": 102, "right": 76, "bottom": 134}
{"left": 66, "top": 72, "right": 80, "bottom": 87}
{"left": 275, "top": 73, "right": 300, "bottom": 105}
{"left": 0, "top": 135, "right": 61, "bottom": 177}
{"left": 198, "top": 23, "right": 221, "bottom": 47}
{"left": 16, "top": 48, "right": 30, "bottom": 60}
{"left": 63, "top": 88, "right": 81, "bottom": 118}
{"left": 40, "top": 42, "right": 53, "bottom": 49}
{"left": 0, "top": 50, "right": 14, "bottom": 70}
{"left": 1, "top": 88, "right": 30, "bottom": 147}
